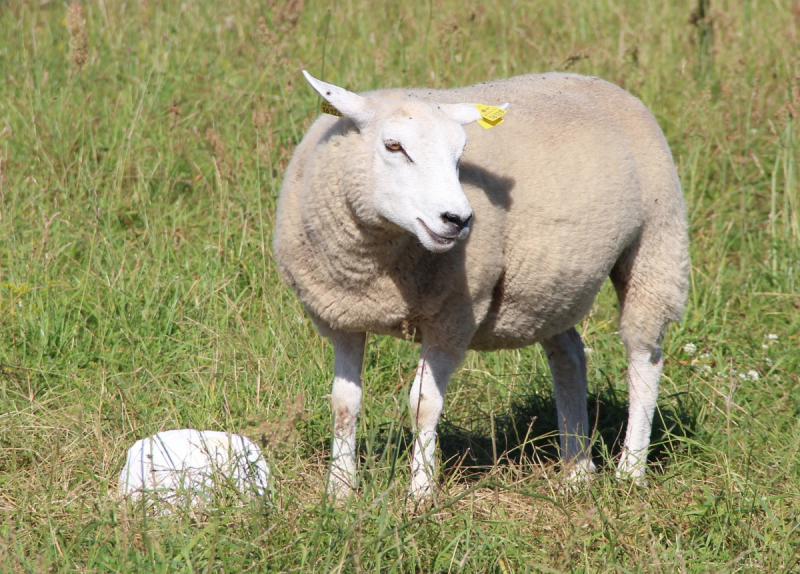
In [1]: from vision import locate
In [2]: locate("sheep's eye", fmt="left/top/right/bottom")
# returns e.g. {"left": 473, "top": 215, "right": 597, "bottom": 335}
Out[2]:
{"left": 385, "top": 141, "right": 403, "bottom": 152}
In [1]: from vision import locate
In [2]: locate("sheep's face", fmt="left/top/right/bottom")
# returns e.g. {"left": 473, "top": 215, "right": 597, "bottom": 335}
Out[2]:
{"left": 303, "top": 71, "right": 488, "bottom": 253}
{"left": 370, "top": 102, "right": 473, "bottom": 253}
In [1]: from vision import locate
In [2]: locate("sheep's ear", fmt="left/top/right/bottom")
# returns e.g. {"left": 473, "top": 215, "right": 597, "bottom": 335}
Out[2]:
{"left": 302, "top": 70, "right": 375, "bottom": 130}
{"left": 438, "top": 102, "right": 510, "bottom": 126}
{"left": 438, "top": 103, "right": 483, "bottom": 126}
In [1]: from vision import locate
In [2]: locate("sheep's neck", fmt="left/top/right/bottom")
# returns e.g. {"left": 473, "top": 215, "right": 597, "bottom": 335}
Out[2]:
{"left": 305, "top": 152, "right": 410, "bottom": 288}
{"left": 290, "top": 131, "right": 442, "bottom": 337}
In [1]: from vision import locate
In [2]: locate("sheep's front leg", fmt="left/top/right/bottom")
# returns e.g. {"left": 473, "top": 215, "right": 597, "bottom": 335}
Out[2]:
{"left": 328, "top": 330, "right": 366, "bottom": 498}
{"left": 541, "top": 328, "right": 596, "bottom": 483}
{"left": 409, "top": 343, "right": 463, "bottom": 499}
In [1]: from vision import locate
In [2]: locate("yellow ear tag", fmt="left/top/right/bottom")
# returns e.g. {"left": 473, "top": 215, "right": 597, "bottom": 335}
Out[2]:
{"left": 320, "top": 100, "right": 344, "bottom": 117}
{"left": 475, "top": 103, "right": 507, "bottom": 129}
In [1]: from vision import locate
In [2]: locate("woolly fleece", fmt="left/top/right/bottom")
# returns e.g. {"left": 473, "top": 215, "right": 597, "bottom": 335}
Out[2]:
{"left": 273, "top": 73, "right": 689, "bottom": 355}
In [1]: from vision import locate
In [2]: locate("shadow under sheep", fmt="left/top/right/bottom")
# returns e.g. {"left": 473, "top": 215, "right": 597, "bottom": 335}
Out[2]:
{"left": 361, "top": 374, "right": 698, "bottom": 484}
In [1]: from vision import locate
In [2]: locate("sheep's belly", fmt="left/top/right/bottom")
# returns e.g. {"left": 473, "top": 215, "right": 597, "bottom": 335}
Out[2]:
{"left": 468, "top": 273, "right": 607, "bottom": 351}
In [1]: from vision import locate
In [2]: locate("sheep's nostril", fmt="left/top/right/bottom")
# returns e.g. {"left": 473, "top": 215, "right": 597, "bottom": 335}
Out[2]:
{"left": 441, "top": 212, "right": 472, "bottom": 230}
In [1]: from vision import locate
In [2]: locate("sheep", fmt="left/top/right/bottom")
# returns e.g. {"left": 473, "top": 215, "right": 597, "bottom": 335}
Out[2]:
{"left": 273, "top": 71, "right": 689, "bottom": 499}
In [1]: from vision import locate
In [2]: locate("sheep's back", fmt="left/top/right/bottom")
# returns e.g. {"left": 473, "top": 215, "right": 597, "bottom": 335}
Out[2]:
{"left": 406, "top": 74, "right": 682, "bottom": 349}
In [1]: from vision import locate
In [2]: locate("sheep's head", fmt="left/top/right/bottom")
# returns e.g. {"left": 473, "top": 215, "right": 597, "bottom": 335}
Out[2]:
{"left": 303, "top": 71, "right": 488, "bottom": 253}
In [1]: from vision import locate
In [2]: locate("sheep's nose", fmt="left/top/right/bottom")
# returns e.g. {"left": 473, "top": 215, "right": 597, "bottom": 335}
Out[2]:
{"left": 441, "top": 212, "right": 472, "bottom": 231}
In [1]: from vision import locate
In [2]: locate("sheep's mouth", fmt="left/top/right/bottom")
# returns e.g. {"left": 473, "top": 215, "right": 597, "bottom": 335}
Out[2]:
{"left": 417, "top": 218, "right": 457, "bottom": 247}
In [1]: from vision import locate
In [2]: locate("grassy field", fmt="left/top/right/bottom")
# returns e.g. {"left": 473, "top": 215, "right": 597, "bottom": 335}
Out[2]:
{"left": 1, "top": 0, "right": 799, "bottom": 570}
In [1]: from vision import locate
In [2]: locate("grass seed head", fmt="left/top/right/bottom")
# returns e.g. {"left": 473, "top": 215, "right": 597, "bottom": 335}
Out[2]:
{"left": 275, "top": 0, "right": 305, "bottom": 30}
{"left": 66, "top": 1, "right": 89, "bottom": 70}
{"left": 169, "top": 99, "right": 181, "bottom": 130}
{"left": 140, "top": 0, "right": 150, "bottom": 25}
{"left": 245, "top": 393, "right": 307, "bottom": 455}
{"left": 205, "top": 128, "right": 233, "bottom": 181}
{"left": 251, "top": 95, "right": 271, "bottom": 131}
{"left": 257, "top": 16, "right": 275, "bottom": 46}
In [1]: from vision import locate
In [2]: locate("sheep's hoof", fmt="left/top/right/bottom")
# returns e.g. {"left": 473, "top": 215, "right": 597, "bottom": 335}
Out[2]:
{"left": 558, "top": 460, "right": 596, "bottom": 494}
{"left": 406, "top": 489, "right": 435, "bottom": 514}
{"left": 616, "top": 450, "right": 649, "bottom": 487}
{"left": 327, "top": 474, "right": 356, "bottom": 502}
{"left": 614, "top": 470, "right": 649, "bottom": 488}
{"left": 409, "top": 474, "right": 435, "bottom": 502}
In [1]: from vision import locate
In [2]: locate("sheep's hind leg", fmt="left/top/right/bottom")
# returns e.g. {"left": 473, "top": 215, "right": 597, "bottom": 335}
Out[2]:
{"left": 616, "top": 345, "right": 662, "bottom": 485}
{"left": 409, "top": 342, "right": 463, "bottom": 500}
{"left": 327, "top": 330, "right": 366, "bottom": 498}
{"left": 541, "top": 327, "right": 596, "bottom": 485}
{"left": 610, "top": 228, "right": 687, "bottom": 485}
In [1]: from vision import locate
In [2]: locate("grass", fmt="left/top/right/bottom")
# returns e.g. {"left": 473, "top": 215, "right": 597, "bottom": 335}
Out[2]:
{"left": 1, "top": 0, "right": 799, "bottom": 571}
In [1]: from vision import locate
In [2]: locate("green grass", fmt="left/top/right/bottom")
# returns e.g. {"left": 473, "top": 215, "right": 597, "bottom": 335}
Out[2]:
{"left": 1, "top": 0, "right": 799, "bottom": 571}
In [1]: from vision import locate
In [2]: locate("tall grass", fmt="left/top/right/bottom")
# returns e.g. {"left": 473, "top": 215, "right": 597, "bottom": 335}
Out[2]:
{"left": 1, "top": 0, "right": 799, "bottom": 571}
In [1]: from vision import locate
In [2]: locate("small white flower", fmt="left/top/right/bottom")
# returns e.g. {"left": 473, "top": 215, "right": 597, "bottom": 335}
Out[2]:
{"left": 767, "top": 334, "right": 778, "bottom": 340}
{"left": 683, "top": 343, "right": 697, "bottom": 357}
{"left": 700, "top": 353, "right": 710, "bottom": 359}
{"left": 738, "top": 373, "right": 746, "bottom": 380}
{"left": 762, "top": 344, "right": 769, "bottom": 350}
{"left": 747, "top": 370, "right": 759, "bottom": 381}
{"left": 702, "top": 365, "right": 712, "bottom": 374}
{"left": 766, "top": 357, "right": 773, "bottom": 365}
{"left": 584, "top": 347, "right": 593, "bottom": 354}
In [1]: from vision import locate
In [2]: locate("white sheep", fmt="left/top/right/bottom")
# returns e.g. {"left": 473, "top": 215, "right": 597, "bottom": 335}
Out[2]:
{"left": 273, "top": 71, "right": 689, "bottom": 498}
